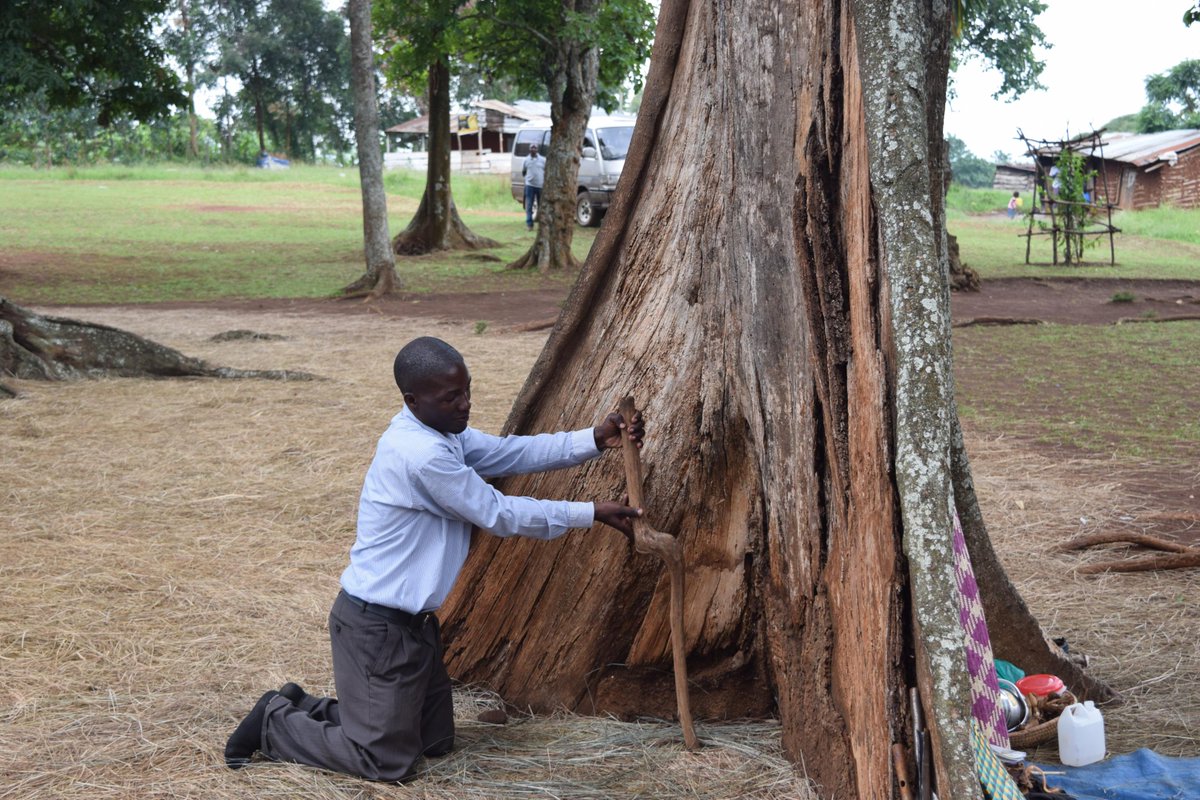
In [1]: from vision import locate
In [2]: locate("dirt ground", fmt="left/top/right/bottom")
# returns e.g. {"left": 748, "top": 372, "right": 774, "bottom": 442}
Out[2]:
{"left": 98, "top": 276, "right": 1200, "bottom": 329}
{"left": 3, "top": 281, "right": 1197, "bottom": 798}
{"left": 45, "top": 275, "right": 1197, "bottom": 542}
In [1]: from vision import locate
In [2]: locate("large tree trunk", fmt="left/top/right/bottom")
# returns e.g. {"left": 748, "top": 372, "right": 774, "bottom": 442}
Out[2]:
{"left": 392, "top": 59, "right": 499, "bottom": 255}
{"left": 506, "top": 3, "right": 599, "bottom": 273}
{"left": 0, "top": 298, "right": 314, "bottom": 397}
{"left": 440, "top": 1, "right": 1108, "bottom": 797}
{"left": 341, "top": 0, "right": 401, "bottom": 298}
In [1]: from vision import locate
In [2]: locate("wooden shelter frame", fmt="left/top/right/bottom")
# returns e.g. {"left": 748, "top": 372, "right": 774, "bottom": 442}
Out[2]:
{"left": 1017, "top": 129, "right": 1121, "bottom": 266}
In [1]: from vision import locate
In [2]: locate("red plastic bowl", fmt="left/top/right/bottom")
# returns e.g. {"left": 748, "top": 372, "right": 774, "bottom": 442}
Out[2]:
{"left": 1016, "top": 673, "right": 1066, "bottom": 697}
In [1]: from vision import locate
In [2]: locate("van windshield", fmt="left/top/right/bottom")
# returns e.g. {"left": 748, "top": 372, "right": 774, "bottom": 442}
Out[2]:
{"left": 597, "top": 126, "right": 635, "bottom": 161}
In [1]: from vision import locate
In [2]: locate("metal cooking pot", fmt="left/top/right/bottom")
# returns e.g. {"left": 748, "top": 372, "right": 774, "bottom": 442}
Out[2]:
{"left": 997, "top": 678, "right": 1031, "bottom": 732}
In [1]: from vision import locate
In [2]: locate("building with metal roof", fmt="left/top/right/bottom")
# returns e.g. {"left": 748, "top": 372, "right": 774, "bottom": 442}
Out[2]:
{"left": 1029, "top": 129, "right": 1200, "bottom": 210}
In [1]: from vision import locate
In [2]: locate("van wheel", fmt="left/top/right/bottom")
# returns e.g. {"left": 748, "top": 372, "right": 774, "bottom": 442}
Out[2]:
{"left": 575, "top": 192, "right": 600, "bottom": 227}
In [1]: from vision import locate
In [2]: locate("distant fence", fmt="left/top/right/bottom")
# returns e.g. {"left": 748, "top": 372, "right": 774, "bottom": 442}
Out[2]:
{"left": 383, "top": 150, "right": 509, "bottom": 175}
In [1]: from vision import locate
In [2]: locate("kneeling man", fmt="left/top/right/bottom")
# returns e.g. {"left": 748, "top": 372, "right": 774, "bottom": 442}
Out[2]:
{"left": 225, "top": 335, "right": 642, "bottom": 781}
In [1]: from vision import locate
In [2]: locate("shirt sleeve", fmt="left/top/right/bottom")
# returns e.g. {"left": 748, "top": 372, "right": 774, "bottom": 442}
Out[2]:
{"left": 459, "top": 427, "right": 599, "bottom": 479}
{"left": 412, "top": 448, "right": 594, "bottom": 539}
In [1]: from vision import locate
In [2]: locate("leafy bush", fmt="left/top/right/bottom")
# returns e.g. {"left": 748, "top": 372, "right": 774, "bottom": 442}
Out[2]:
{"left": 947, "top": 135, "right": 996, "bottom": 188}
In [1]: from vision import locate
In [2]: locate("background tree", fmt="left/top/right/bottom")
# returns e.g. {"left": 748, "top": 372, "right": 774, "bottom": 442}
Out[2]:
{"left": 0, "top": 0, "right": 185, "bottom": 125}
{"left": 208, "top": 0, "right": 351, "bottom": 160}
{"left": 948, "top": 135, "right": 997, "bottom": 187}
{"left": 951, "top": 0, "right": 1049, "bottom": 100}
{"left": 375, "top": 0, "right": 498, "bottom": 254}
{"left": 162, "top": 0, "right": 219, "bottom": 158}
{"left": 1138, "top": 59, "right": 1200, "bottom": 132}
{"left": 439, "top": 1, "right": 1110, "bottom": 797}
{"left": 342, "top": 0, "right": 401, "bottom": 298}
{"left": 470, "top": 0, "right": 654, "bottom": 273}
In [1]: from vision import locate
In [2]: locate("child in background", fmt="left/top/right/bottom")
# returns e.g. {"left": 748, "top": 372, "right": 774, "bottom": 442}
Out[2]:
{"left": 1007, "top": 191, "right": 1022, "bottom": 219}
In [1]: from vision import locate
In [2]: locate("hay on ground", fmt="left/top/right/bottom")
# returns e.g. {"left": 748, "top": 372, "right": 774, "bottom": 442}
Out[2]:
{"left": 1, "top": 306, "right": 1196, "bottom": 799}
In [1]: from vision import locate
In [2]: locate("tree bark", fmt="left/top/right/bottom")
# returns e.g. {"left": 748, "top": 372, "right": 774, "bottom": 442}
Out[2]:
{"left": 392, "top": 59, "right": 499, "bottom": 255}
{"left": 854, "top": 0, "right": 977, "bottom": 793}
{"left": 506, "top": 2, "right": 599, "bottom": 273}
{"left": 0, "top": 297, "right": 314, "bottom": 396}
{"left": 341, "top": 0, "right": 401, "bottom": 299}
{"left": 439, "top": 1, "right": 1108, "bottom": 797}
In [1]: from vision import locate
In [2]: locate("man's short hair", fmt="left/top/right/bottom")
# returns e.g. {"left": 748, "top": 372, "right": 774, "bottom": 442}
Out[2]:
{"left": 393, "top": 337, "right": 464, "bottom": 393}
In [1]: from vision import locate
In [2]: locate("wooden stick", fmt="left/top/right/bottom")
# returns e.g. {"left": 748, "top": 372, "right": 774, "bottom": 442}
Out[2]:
{"left": 1078, "top": 550, "right": 1200, "bottom": 574}
{"left": 893, "top": 743, "right": 916, "bottom": 800}
{"left": 1059, "top": 531, "right": 1192, "bottom": 554}
{"left": 618, "top": 395, "right": 699, "bottom": 750}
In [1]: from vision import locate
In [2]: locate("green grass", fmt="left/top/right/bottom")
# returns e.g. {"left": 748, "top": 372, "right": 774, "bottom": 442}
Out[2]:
{"left": 947, "top": 186, "right": 1200, "bottom": 280}
{"left": 1114, "top": 205, "right": 1200, "bottom": 246}
{"left": 946, "top": 185, "right": 1012, "bottom": 217}
{"left": 954, "top": 321, "right": 1200, "bottom": 461}
{"left": 0, "top": 165, "right": 589, "bottom": 304}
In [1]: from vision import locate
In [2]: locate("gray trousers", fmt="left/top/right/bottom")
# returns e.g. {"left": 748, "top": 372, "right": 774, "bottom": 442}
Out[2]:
{"left": 260, "top": 591, "right": 455, "bottom": 782}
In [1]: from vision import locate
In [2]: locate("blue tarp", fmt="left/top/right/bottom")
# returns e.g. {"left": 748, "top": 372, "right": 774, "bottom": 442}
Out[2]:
{"left": 256, "top": 153, "right": 290, "bottom": 169}
{"left": 1034, "top": 749, "right": 1200, "bottom": 799}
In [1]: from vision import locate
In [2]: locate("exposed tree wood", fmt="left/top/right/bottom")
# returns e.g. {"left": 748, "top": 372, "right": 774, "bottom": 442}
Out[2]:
{"left": 0, "top": 298, "right": 316, "bottom": 389}
{"left": 1059, "top": 531, "right": 1192, "bottom": 554}
{"left": 1078, "top": 550, "right": 1200, "bottom": 574}
{"left": 617, "top": 396, "right": 698, "bottom": 750}
{"left": 341, "top": 0, "right": 401, "bottom": 299}
{"left": 952, "top": 316, "right": 1043, "bottom": 327}
{"left": 391, "top": 59, "right": 499, "bottom": 256}
{"left": 436, "top": 2, "right": 1110, "bottom": 796}
{"left": 854, "top": 0, "right": 976, "bottom": 793}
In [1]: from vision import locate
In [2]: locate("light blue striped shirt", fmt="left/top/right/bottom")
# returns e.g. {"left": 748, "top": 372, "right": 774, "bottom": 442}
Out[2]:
{"left": 340, "top": 405, "right": 599, "bottom": 613}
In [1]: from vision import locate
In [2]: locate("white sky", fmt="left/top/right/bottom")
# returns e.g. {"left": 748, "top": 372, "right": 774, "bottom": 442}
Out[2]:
{"left": 945, "top": 0, "right": 1199, "bottom": 162}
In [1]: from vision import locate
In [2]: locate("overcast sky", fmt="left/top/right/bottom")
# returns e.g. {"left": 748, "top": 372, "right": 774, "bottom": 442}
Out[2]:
{"left": 944, "top": 0, "right": 1199, "bottom": 163}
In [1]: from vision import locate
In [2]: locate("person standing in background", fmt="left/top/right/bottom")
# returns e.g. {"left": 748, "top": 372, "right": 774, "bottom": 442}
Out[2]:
{"left": 522, "top": 144, "right": 545, "bottom": 231}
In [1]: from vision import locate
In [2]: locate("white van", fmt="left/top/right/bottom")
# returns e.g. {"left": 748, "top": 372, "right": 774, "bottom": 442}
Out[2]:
{"left": 510, "top": 115, "right": 636, "bottom": 226}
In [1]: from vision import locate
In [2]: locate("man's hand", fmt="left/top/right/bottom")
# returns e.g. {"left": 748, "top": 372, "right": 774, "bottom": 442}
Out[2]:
{"left": 594, "top": 501, "right": 643, "bottom": 537}
{"left": 593, "top": 409, "right": 644, "bottom": 451}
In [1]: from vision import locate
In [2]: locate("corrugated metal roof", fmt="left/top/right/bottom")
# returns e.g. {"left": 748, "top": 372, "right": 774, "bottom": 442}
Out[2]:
{"left": 386, "top": 116, "right": 429, "bottom": 134}
{"left": 475, "top": 99, "right": 544, "bottom": 120}
{"left": 1099, "top": 129, "right": 1200, "bottom": 167}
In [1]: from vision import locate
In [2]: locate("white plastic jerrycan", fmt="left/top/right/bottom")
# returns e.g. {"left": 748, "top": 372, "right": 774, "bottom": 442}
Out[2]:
{"left": 1057, "top": 700, "right": 1106, "bottom": 766}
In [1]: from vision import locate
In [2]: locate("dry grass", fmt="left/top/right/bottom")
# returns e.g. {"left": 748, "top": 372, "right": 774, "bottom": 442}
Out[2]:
{"left": 1, "top": 306, "right": 1196, "bottom": 798}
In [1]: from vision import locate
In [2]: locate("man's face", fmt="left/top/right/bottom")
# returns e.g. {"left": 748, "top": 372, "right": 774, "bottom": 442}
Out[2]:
{"left": 530, "top": 146, "right": 538, "bottom": 157}
{"left": 405, "top": 362, "right": 472, "bottom": 434}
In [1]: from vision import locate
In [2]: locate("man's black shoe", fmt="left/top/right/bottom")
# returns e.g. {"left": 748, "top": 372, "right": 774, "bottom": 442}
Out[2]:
{"left": 224, "top": 690, "right": 278, "bottom": 769}
{"left": 278, "top": 682, "right": 310, "bottom": 705}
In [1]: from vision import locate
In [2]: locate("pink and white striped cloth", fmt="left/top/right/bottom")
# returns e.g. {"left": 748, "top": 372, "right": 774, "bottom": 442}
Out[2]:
{"left": 952, "top": 509, "right": 1011, "bottom": 749}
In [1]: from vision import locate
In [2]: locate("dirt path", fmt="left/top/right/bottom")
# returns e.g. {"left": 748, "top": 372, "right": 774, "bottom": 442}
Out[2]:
{"left": 53, "top": 277, "right": 1199, "bottom": 329}
{"left": 951, "top": 277, "right": 1200, "bottom": 326}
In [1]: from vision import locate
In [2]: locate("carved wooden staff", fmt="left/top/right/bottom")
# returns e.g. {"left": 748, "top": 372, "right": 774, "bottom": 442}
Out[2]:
{"left": 617, "top": 395, "right": 699, "bottom": 750}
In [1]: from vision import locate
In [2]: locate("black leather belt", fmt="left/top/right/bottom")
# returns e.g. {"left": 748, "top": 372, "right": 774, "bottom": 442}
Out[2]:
{"left": 340, "top": 590, "right": 435, "bottom": 629}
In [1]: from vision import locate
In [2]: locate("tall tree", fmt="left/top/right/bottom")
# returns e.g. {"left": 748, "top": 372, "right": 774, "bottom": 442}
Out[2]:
{"left": 1138, "top": 59, "right": 1200, "bottom": 131}
{"left": 342, "top": 0, "right": 401, "bottom": 298}
{"left": 438, "top": 1, "right": 1110, "bottom": 797}
{"left": 162, "top": 0, "right": 218, "bottom": 158}
{"left": 471, "top": 0, "right": 654, "bottom": 273}
{"left": 0, "top": 0, "right": 185, "bottom": 124}
{"left": 374, "top": 0, "right": 498, "bottom": 254}
{"left": 208, "top": 0, "right": 351, "bottom": 160}
{"left": 951, "top": 0, "right": 1049, "bottom": 100}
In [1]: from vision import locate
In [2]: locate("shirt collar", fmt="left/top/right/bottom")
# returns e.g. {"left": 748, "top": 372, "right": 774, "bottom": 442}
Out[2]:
{"left": 399, "top": 403, "right": 459, "bottom": 440}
